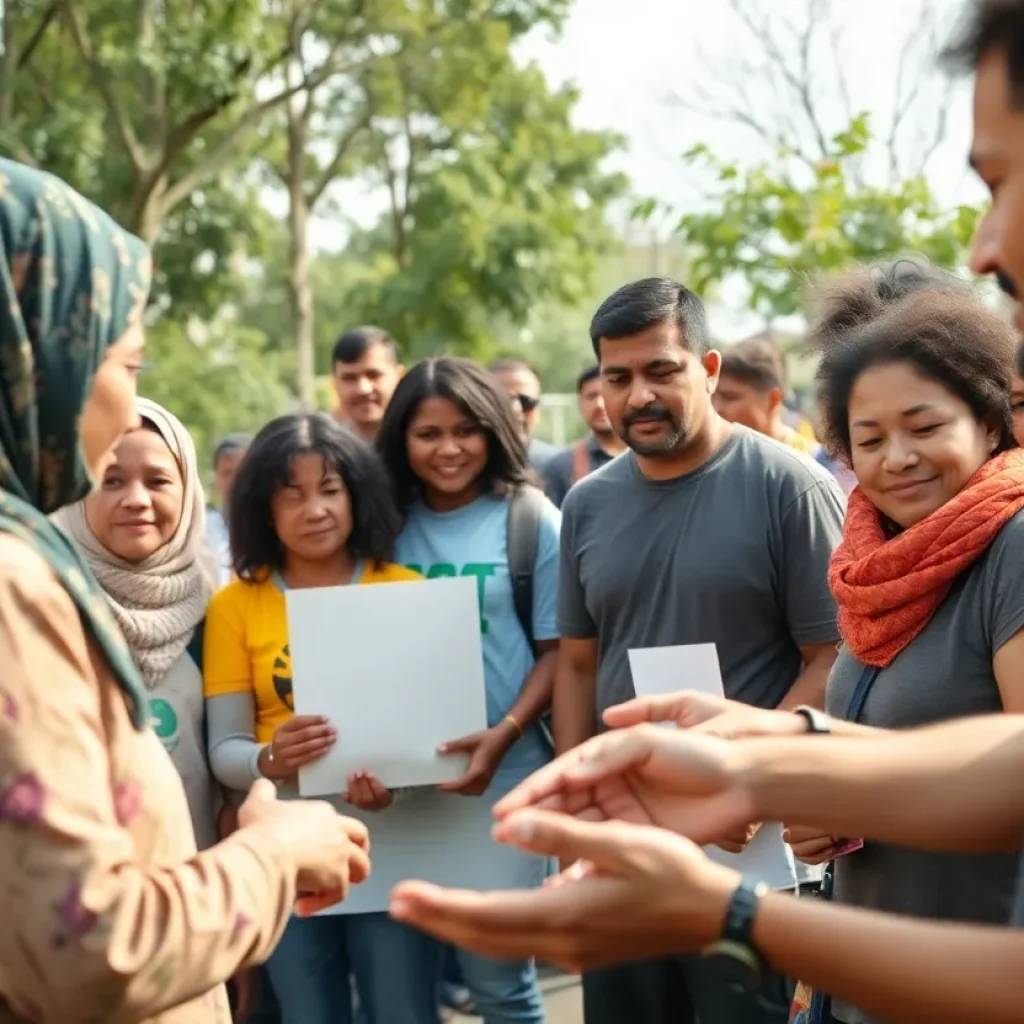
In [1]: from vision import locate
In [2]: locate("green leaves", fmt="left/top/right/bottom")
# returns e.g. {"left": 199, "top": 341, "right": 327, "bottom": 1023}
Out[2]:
{"left": 677, "top": 114, "right": 983, "bottom": 320}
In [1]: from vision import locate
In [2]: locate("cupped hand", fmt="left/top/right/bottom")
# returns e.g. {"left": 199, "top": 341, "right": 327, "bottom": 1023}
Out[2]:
{"left": 605, "top": 691, "right": 808, "bottom": 741}
{"left": 783, "top": 824, "right": 837, "bottom": 865}
{"left": 389, "top": 809, "right": 740, "bottom": 972}
{"left": 260, "top": 715, "right": 337, "bottom": 780}
{"left": 714, "top": 821, "right": 762, "bottom": 855}
{"left": 345, "top": 771, "right": 393, "bottom": 812}
{"left": 438, "top": 725, "right": 515, "bottom": 796}
{"left": 239, "top": 779, "right": 371, "bottom": 914}
{"left": 492, "top": 724, "right": 757, "bottom": 846}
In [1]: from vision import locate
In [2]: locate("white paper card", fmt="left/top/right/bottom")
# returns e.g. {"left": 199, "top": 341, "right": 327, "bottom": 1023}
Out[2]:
{"left": 626, "top": 643, "right": 798, "bottom": 891}
{"left": 314, "top": 790, "right": 541, "bottom": 916}
{"left": 286, "top": 576, "right": 488, "bottom": 796}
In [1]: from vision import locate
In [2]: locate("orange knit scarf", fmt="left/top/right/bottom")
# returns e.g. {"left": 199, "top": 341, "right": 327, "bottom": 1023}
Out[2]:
{"left": 829, "top": 450, "right": 1024, "bottom": 667}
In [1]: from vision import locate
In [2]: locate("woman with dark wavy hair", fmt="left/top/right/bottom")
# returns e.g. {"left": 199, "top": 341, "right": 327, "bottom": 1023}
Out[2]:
{"left": 378, "top": 357, "right": 559, "bottom": 1024}
{"left": 203, "top": 413, "right": 437, "bottom": 1024}
{"left": 785, "top": 259, "right": 1024, "bottom": 1024}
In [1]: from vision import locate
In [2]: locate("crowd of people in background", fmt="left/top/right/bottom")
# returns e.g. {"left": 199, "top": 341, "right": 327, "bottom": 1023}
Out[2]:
{"left": 4, "top": 3, "right": 1024, "bottom": 1024}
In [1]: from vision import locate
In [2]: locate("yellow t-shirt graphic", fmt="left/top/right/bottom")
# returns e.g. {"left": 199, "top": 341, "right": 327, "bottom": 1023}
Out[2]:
{"left": 203, "top": 562, "right": 421, "bottom": 743}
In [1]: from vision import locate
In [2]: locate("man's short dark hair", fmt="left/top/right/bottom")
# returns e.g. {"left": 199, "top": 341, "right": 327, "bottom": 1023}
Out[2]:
{"left": 589, "top": 278, "right": 711, "bottom": 358}
{"left": 576, "top": 365, "right": 600, "bottom": 392}
{"left": 331, "top": 326, "right": 398, "bottom": 367}
{"left": 719, "top": 339, "right": 783, "bottom": 393}
{"left": 213, "top": 433, "right": 252, "bottom": 469}
{"left": 941, "top": 0, "right": 1024, "bottom": 105}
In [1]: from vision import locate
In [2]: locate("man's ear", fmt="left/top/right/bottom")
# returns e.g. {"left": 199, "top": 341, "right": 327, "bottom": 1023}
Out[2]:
{"left": 702, "top": 349, "right": 722, "bottom": 393}
{"left": 767, "top": 386, "right": 783, "bottom": 412}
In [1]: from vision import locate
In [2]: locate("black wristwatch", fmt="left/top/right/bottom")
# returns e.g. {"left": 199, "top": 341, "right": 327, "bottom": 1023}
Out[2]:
{"left": 700, "top": 876, "right": 769, "bottom": 993}
{"left": 793, "top": 704, "right": 832, "bottom": 735}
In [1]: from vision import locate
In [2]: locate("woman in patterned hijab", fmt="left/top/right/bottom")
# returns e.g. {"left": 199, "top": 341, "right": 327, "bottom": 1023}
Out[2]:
{"left": 0, "top": 159, "right": 369, "bottom": 1024}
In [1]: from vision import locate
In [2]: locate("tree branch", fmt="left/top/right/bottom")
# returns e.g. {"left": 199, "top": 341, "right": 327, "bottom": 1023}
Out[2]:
{"left": 15, "top": 2, "right": 60, "bottom": 71}
{"left": 307, "top": 110, "right": 371, "bottom": 207}
{"left": 60, "top": 1, "right": 149, "bottom": 172}
{"left": 159, "top": 52, "right": 365, "bottom": 216}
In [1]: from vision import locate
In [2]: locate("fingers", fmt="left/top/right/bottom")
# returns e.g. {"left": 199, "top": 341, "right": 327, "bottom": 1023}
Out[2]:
{"left": 346, "top": 772, "right": 393, "bottom": 811}
{"left": 604, "top": 692, "right": 728, "bottom": 729}
{"left": 493, "top": 809, "right": 636, "bottom": 873}
{"left": 247, "top": 778, "right": 277, "bottom": 804}
{"left": 494, "top": 730, "right": 654, "bottom": 818}
{"left": 296, "top": 891, "right": 345, "bottom": 916}
{"left": 439, "top": 731, "right": 485, "bottom": 755}
{"left": 438, "top": 770, "right": 486, "bottom": 795}
{"left": 783, "top": 824, "right": 830, "bottom": 845}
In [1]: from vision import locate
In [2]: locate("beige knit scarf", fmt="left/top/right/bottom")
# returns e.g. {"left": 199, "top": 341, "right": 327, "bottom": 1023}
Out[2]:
{"left": 56, "top": 398, "right": 214, "bottom": 688}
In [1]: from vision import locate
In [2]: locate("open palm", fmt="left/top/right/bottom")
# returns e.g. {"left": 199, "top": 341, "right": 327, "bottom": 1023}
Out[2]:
{"left": 497, "top": 726, "right": 756, "bottom": 845}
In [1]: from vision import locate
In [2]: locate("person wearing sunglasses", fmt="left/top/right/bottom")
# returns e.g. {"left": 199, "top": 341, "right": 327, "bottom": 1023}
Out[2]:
{"left": 488, "top": 358, "right": 559, "bottom": 475}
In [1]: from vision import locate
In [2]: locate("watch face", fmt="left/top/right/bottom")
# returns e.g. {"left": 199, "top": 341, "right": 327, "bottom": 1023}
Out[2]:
{"left": 704, "top": 952, "right": 761, "bottom": 994}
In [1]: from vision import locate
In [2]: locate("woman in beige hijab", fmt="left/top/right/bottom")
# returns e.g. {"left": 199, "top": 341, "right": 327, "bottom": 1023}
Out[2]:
{"left": 57, "top": 397, "right": 219, "bottom": 848}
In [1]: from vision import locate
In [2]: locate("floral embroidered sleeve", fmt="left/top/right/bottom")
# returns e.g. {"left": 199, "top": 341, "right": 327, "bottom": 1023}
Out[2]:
{"left": 0, "top": 539, "right": 296, "bottom": 1023}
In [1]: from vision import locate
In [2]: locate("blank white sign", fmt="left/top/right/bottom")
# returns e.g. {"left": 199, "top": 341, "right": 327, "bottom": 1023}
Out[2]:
{"left": 626, "top": 642, "right": 797, "bottom": 890}
{"left": 286, "top": 576, "right": 488, "bottom": 796}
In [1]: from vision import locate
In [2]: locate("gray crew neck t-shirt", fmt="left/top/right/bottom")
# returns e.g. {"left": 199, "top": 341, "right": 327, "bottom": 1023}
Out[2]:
{"left": 559, "top": 426, "right": 846, "bottom": 718}
{"left": 826, "top": 508, "right": 1024, "bottom": 1024}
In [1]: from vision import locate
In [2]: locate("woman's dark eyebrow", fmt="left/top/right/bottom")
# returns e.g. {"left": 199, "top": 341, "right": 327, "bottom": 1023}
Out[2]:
{"left": 852, "top": 404, "right": 936, "bottom": 428}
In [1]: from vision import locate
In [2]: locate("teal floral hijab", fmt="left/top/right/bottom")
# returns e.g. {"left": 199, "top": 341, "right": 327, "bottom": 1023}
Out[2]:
{"left": 0, "top": 159, "right": 153, "bottom": 728}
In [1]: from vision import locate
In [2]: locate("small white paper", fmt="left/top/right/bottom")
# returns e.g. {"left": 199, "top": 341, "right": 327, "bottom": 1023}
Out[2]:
{"left": 626, "top": 643, "right": 798, "bottom": 891}
{"left": 286, "top": 576, "right": 488, "bottom": 796}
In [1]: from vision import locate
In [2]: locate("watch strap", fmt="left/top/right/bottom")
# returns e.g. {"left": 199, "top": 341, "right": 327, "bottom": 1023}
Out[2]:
{"left": 700, "top": 876, "right": 768, "bottom": 971}
{"left": 793, "top": 705, "right": 832, "bottom": 735}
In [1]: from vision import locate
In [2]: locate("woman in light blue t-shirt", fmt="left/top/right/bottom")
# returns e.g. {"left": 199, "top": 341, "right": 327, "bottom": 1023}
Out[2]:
{"left": 378, "top": 357, "right": 560, "bottom": 1024}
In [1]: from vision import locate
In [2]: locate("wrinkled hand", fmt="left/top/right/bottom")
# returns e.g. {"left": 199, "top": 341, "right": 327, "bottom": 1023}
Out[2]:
{"left": 260, "top": 715, "right": 337, "bottom": 780}
{"left": 344, "top": 771, "right": 394, "bottom": 812}
{"left": 438, "top": 725, "right": 515, "bottom": 796}
{"left": 605, "top": 691, "right": 809, "bottom": 741}
{"left": 783, "top": 824, "right": 837, "bottom": 865}
{"left": 239, "top": 779, "right": 371, "bottom": 915}
{"left": 493, "top": 724, "right": 757, "bottom": 846}
{"left": 389, "top": 810, "right": 740, "bottom": 971}
{"left": 714, "top": 822, "right": 762, "bottom": 855}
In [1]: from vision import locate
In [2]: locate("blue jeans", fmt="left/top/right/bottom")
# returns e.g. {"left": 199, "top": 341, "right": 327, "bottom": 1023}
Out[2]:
{"left": 265, "top": 912, "right": 441, "bottom": 1024}
{"left": 449, "top": 941, "right": 544, "bottom": 1023}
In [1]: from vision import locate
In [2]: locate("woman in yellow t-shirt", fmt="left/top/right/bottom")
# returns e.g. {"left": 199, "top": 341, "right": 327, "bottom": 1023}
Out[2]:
{"left": 203, "top": 412, "right": 434, "bottom": 1024}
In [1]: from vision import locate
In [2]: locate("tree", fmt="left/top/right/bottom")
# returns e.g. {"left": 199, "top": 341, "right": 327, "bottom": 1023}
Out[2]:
{"left": 338, "top": 53, "right": 627, "bottom": 360}
{"left": 675, "top": 114, "right": 981, "bottom": 322}
{"left": 667, "top": 0, "right": 957, "bottom": 186}
{"left": 0, "top": 0, "right": 361, "bottom": 317}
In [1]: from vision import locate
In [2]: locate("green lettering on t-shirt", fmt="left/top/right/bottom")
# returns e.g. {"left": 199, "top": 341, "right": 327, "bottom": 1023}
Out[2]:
{"left": 403, "top": 561, "right": 499, "bottom": 635}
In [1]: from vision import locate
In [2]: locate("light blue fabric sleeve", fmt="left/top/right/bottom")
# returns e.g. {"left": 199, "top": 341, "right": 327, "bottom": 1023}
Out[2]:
{"left": 205, "top": 692, "right": 264, "bottom": 792}
{"left": 532, "top": 498, "right": 561, "bottom": 642}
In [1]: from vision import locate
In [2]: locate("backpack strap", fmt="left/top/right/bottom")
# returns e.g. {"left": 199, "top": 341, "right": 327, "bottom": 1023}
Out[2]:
{"left": 506, "top": 486, "right": 544, "bottom": 655}
{"left": 570, "top": 440, "right": 591, "bottom": 484}
{"left": 187, "top": 618, "right": 205, "bottom": 671}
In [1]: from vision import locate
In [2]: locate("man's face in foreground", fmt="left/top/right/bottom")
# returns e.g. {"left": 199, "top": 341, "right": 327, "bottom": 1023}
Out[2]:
{"left": 969, "top": 48, "right": 1024, "bottom": 321}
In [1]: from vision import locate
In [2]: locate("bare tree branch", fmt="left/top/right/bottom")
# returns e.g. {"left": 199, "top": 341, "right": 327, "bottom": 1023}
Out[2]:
{"left": 60, "top": 1, "right": 149, "bottom": 172}
{"left": 307, "top": 109, "right": 371, "bottom": 207}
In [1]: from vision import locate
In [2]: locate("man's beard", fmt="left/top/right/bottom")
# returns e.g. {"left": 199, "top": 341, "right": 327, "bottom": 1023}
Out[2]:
{"left": 621, "top": 406, "right": 686, "bottom": 456}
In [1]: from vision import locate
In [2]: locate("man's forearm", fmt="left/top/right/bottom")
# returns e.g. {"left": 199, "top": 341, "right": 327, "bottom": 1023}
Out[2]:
{"left": 775, "top": 649, "right": 834, "bottom": 711}
{"left": 739, "top": 715, "right": 1024, "bottom": 852}
{"left": 553, "top": 663, "right": 597, "bottom": 756}
{"left": 752, "top": 889, "right": 1024, "bottom": 1024}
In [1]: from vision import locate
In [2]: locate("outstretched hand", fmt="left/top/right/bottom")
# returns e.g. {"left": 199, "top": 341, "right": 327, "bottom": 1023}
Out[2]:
{"left": 389, "top": 810, "right": 740, "bottom": 971}
{"left": 605, "top": 691, "right": 808, "bottom": 740}
{"left": 492, "top": 724, "right": 758, "bottom": 847}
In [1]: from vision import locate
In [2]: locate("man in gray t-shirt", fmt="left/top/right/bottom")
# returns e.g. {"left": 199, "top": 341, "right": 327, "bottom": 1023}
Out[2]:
{"left": 556, "top": 277, "right": 845, "bottom": 1024}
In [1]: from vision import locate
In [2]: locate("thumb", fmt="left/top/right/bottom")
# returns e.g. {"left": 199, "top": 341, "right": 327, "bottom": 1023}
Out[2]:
{"left": 247, "top": 778, "right": 278, "bottom": 804}
{"left": 439, "top": 732, "right": 482, "bottom": 755}
{"left": 493, "top": 808, "right": 631, "bottom": 874}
